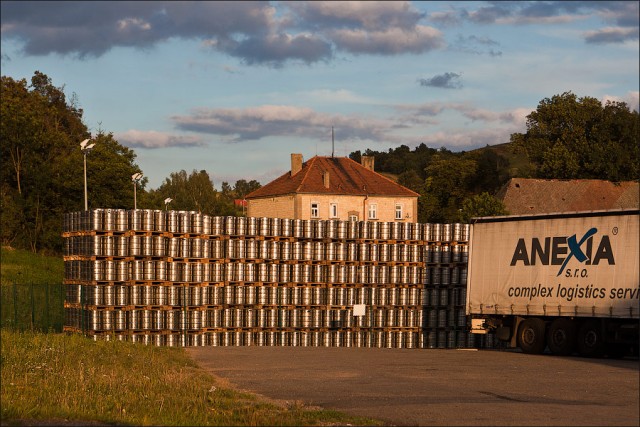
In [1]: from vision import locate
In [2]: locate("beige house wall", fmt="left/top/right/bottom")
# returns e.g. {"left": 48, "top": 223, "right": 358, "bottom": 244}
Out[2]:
{"left": 365, "top": 196, "right": 417, "bottom": 222}
{"left": 246, "top": 195, "right": 296, "bottom": 219}
{"left": 248, "top": 194, "right": 417, "bottom": 221}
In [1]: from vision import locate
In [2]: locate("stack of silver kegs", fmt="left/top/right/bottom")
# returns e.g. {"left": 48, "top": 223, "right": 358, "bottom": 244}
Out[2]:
{"left": 63, "top": 210, "right": 490, "bottom": 349}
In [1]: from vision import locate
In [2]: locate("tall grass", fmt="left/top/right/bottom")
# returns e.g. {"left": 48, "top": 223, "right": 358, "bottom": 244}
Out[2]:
{"left": 1, "top": 246, "right": 64, "bottom": 285}
{"left": 0, "top": 247, "right": 65, "bottom": 331}
{"left": 0, "top": 248, "right": 382, "bottom": 426}
{"left": 1, "top": 330, "right": 381, "bottom": 426}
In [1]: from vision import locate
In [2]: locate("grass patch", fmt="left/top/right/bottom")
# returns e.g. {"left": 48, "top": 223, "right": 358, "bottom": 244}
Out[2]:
{"left": 1, "top": 330, "right": 383, "bottom": 426}
{"left": 0, "top": 247, "right": 65, "bottom": 331}
{"left": 1, "top": 246, "right": 64, "bottom": 286}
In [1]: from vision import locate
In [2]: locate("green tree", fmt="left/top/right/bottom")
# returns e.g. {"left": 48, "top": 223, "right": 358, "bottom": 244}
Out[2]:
{"left": 1, "top": 72, "right": 144, "bottom": 253}
{"left": 215, "top": 180, "right": 260, "bottom": 216}
{"left": 539, "top": 143, "right": 580, "bottom": 179}
{"left": 397, "top": 169, "right": 424, "bottom": 194}
{"left": 467, "top": 148, "right": 509, "bottom": 193}
{"left": 233, "top": 179, "right": 261, "bottom": 199}
{"left": 350, "top": 144, "right": 437, "bottom": 179}
{"left": 1, "top": 73, "right": 90, "bottom": 252}
{"left": 511, "top": 91, "right": 639, "bottom": 180}
{"left": 460, "top": 192, "right": 509, "bottom": 222}
{"left": 1, "top": 76, "right": 43, "bottom": 196}
{"left": 147, "top": 169, "right": 238, "bottom": 215}
{"left": 1, "top": 76, "right": 40, "bottom": 247}
{"left": 422, "top": 154, "right": 478, "bottom": 223}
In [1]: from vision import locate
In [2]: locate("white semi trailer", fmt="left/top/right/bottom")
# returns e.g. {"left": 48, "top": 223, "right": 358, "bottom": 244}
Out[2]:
{"left": 466, "top": 209, "right": 639, "bottom": 357}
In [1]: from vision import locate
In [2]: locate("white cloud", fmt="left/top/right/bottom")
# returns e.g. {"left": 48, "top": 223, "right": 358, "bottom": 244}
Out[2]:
{"left": 409, "top": 126, "right": 517, "bottom": 150}
{"left": 584, "top": 27, "right": 639, "bottom": 44}
{"left": 601, "top": 91, "right": 640, "bottom": 112}
{"left": 285, "top": 1, "right": 423, "bottom": 31}
{"left": 116, "top": 130, "right": 205, "bottom": 149}
{"left": 331, "top": 25, "right": 444, "bottom": 55}
{"left": 506, "top": 108, "right": 532, "bottom": 128}
{"left": 299, "top": 89, "right": 378, "bottom": 104}
{"left": 494, "top": 14, "right": 578, "bottom": 26}
{"left": 172, "top": 104, "right": 394, "bottom": 143}
{"left": 117, "top": 18, "right": 151, "bottom": 32}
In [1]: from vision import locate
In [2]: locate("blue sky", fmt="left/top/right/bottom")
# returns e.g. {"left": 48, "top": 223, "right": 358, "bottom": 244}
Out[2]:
{"left": 2, "top": 1, "right": 638, "bottom": 190}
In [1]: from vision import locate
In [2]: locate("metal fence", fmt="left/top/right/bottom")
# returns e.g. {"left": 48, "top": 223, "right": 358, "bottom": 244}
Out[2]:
{"left": 0, "top": 283, "right": 65, "bottom": 332}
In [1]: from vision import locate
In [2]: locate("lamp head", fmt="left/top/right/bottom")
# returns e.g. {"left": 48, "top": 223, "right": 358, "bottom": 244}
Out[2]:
{"left": 164, "top": 198, "right": 173, "bottom": 204}
{"left": 80, "top": 138, "right": 90, "bottom": 149}
{"left": 131, "top": 173, "right": 143, "bottom": 182}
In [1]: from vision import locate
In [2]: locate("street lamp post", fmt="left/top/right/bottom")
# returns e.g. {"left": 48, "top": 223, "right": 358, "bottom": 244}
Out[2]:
{"left": 131, "top": 173, "right": 143, "bottom": 210}
{"left": 164, "top": 197, "right": 173, "bottom": 211}
{"left": 80, "top": 138, "right": 95, "bottom": 211}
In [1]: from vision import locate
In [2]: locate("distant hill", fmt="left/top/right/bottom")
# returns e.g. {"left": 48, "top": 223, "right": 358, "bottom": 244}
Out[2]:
{"left": 366, "top": 141, "right": 533, "bottom": 190}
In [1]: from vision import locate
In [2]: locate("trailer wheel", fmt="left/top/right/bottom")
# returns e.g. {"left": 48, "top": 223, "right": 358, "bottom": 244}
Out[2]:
{"left": 577, "top": 320, "right": 605, "bottom": 358}
{"left": 517, "top": 318, "right": 546, "bottom": 354}
{"left": 547, "top": 318, "right": 577, "bottom": 356}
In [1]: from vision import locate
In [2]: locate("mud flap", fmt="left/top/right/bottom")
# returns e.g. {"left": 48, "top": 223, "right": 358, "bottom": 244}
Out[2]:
{"left": 496, "top": 326, "right": 511, "bottom": 341}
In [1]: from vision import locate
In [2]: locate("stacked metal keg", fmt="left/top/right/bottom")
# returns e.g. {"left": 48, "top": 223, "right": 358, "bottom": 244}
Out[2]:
{"left": 63, "top": 209, "right": 492, "bottom": 349}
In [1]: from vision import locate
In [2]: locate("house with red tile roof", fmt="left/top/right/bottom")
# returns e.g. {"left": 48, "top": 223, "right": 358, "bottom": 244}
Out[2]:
{"left": 496, "top": 178, "right": 639, "bottom": 215}
{"left": 245, "top": 154, "right": 419, "bottom": 221}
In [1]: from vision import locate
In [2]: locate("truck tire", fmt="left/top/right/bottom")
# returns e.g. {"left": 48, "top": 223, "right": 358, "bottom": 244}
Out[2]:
{"left": 547, "top": 318, "right": 577, "bottom": 356}
{"left": 517, "top": 318, "right": 546, "bottom": 354}
{"left": 577, "top": 320, "right": 605, "bottom": 358}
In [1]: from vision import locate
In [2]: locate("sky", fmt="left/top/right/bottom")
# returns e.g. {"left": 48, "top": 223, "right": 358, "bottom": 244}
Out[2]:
{"left": 1, "top": 1, "right": 638, "bottom": 190}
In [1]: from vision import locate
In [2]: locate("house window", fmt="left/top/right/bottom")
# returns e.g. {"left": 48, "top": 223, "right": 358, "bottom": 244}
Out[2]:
{"left": 395, "top": 204, "right": 403, "bottom": 220}
{"left": 368, "top": 203, "right": 377, "bottom": 220}
{"left": 311, "top": 202, "right": 319, "bottom": 218}
{"left": 330, "top": 203, "right": 338, "bottom": 218}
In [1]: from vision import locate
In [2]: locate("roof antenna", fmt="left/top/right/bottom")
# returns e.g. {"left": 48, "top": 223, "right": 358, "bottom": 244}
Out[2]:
{"left": 331, "top": 126, "right": 334, "bottom": 158}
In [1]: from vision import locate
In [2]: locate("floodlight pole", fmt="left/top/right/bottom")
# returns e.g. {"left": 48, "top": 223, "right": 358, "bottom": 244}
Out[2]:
{"left": 133, "top": 180, "right": 138, "bottom": 210}
{"left": 83, "top": 150, "right": 89, "bottom": 211}
{"left": 80, "top": 138, "right": 94, "bottom": 211}
{"left": 132, "top": 173, "right": 143, "bottom": 210}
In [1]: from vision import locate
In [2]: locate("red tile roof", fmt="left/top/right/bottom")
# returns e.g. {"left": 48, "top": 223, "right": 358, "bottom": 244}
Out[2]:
{"left": 497, "top": 178, "right": 639, "bottom": 215}
{"left": 245, "top": 156, "right": 419, "bottom": 199}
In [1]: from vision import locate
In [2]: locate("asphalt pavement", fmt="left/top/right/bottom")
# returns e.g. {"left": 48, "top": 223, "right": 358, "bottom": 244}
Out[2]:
{"left": 187, "top": 346, "right": 640, "bottom": 426}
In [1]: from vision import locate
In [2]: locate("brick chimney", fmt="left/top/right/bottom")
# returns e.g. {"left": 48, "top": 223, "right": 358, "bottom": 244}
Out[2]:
{"left": 291, "top": 153, "right": 303, "bottom": 176}
{"left": 361, "top": 155, "right": 375, "bottom": 171}
{"left": 323, "top": 171, "right": 330, "bottom": 189}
